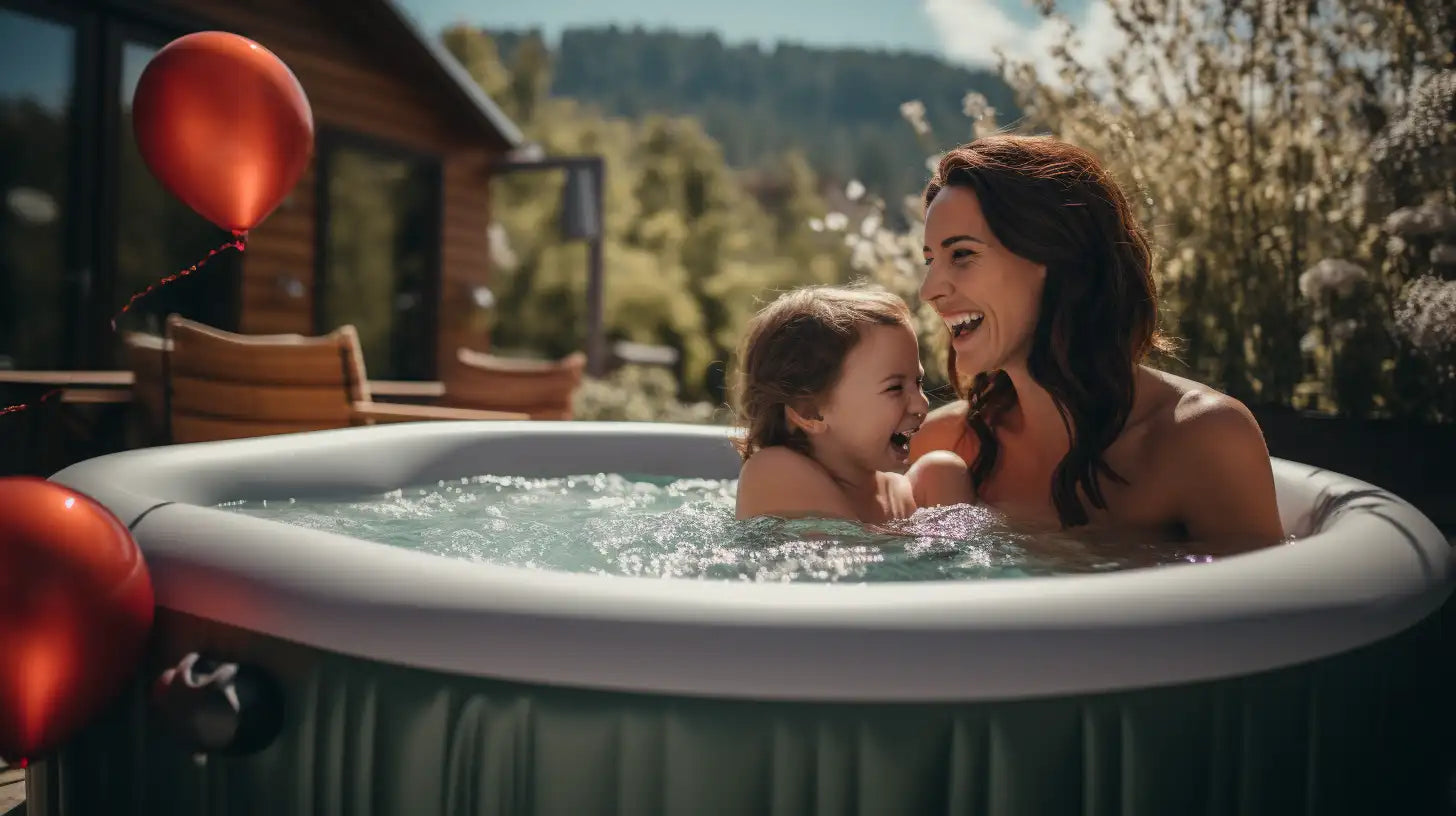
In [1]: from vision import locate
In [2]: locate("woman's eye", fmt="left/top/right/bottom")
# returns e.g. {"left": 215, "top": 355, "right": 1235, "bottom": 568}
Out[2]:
{"left": 951, "top": 249, "right": 977, "bottom": 262}
{"left": 885, "top": 385, "right": 903, "bottom": 392}
{"left": 922, "top": 256, "right": 933, "bottom": 266}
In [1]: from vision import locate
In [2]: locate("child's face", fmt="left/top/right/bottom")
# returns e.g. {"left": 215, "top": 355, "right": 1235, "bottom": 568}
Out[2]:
{"left": 817, "top": 321, "right": 929, "bottom": 474}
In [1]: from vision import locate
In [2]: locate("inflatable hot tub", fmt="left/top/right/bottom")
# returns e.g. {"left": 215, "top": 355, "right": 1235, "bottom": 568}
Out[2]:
{"left": 32, "top": 421, "right": 1456, "bottom": 816}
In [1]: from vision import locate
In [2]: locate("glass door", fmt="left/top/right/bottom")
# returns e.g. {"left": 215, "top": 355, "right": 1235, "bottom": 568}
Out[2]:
{"left": 316, "top": 133, "right": 441, "bottom": 380}
{"left": 0, "top": 3, "right": 81, "bottom": 369}
{"left": 0, "top": 0, "right": 239, "bottom": 370}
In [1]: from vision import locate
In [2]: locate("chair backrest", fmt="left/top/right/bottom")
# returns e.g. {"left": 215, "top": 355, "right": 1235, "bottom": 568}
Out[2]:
{"left": 122, "top": 331, "right": 171, "bottom": 447}
{"left": 164, "top": 315, "right": 371, "bottom": 444}
{"left": 444, "top": 348, "right": 586, "bottom": 421}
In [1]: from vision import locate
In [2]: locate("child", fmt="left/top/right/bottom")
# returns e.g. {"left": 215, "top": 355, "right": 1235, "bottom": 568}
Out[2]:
{"left": 733, "top": 284, "right": 970, "bottom": 523}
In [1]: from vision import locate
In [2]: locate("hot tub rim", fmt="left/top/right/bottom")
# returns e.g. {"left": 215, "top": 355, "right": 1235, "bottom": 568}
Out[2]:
{"left": 49, "top": 421, "right": 1455, "bottom": 701}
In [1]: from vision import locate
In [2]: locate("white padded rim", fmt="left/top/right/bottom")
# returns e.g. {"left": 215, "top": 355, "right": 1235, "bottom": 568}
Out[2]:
{"left": 52, "top": 421, "right": 1455, "bottom": 702}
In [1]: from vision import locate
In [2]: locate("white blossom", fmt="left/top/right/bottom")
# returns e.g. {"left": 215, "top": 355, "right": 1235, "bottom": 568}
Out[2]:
{"left": 859, "top": 212, "right": 882, "bottom": 238}
{"left": 823, "top": 212, "right": 849, "bottom": 231}
{"left": 1298, "top": 258, "right": 1366, "bottom": 300}
{"left": 1393, "top": 276, "right": 1456, "bottom": 351}
{"left": 845, "top": 180, "right": 866, "bottom": 202}
{"left": 899, "top": 100, "right": 929, "bottom": 136}
{"left": 1382, "top": 203, "right": 1456, "bottom": 237}
{"left": 487, "top": 222, "right": 517, "bottom": 272}
{"left": 961, "top": 92, "right": 995, "bottom": 122}
{"left": 849, "top": 240, "right": 877, "bottom": 271}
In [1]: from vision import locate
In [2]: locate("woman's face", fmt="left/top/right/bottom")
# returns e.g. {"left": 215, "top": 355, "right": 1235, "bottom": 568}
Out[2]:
{"left": 919, "top": 185, "right": 1046, "bottom": 378}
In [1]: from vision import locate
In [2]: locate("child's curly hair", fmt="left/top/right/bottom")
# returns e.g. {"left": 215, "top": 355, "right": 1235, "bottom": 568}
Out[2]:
{"left": 732, "top": 284, "right": 912, "bottom": 460}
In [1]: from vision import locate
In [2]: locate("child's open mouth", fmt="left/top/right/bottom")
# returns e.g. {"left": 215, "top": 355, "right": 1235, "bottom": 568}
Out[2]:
{"left": 944, "top": 311, "right": 985, "bottom": 339}
{"left": 890, "top": 429, "right": 916, "bottom": 457}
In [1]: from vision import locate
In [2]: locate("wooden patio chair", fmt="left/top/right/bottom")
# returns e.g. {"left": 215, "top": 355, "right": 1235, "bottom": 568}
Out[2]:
{"left": 163, "top": 315, "right": 528, "bottom": 444}
{"left": 442, "top": 348, "right": 587, "bottom": 421}
{"left": 121, "top": 331, "right": 170, "bottom": 447}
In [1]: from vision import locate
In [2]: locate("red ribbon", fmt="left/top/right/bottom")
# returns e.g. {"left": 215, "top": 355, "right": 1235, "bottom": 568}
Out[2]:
{"left": 1, "top": 233, "right": 247, "bottom": 417}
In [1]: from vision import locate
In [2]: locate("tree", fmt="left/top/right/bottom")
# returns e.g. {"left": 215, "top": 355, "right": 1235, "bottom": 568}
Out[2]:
{"left": 441, "top": 26, "right": 848, "bottom": 402}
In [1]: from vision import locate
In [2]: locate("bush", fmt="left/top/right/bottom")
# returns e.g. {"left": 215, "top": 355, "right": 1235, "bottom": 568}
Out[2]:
{"left": 572, "top": 364, "right": 730, "bottom": 424}
{"left": 995, "top": 0, "right": 1455, "bottom": 421}
{"left": 820, "top": 12, "right": 1454, "bottom": 421}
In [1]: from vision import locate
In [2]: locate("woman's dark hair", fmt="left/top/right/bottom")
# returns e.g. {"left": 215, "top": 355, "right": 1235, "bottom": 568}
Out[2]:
{"left": 924, "top": 134, "right": 1172, "bottom": 527}
{"left": 733, "top": 284, "right": 911, "bottom": 460}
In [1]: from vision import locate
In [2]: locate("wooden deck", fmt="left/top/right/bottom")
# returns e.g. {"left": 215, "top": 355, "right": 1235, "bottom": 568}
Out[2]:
{"left": 0, "top": 762, "right": 23, "bottom": 815}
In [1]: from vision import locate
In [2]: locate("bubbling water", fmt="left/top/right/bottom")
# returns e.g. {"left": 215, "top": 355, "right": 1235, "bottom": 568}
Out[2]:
{"left": 220, "top": 473, "right": 1214, "bottom": 583}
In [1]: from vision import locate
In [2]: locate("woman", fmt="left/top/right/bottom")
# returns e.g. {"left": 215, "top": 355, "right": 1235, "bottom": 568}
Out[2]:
{"left": 907, "top": 135, "right": 1285, "bottom": 549}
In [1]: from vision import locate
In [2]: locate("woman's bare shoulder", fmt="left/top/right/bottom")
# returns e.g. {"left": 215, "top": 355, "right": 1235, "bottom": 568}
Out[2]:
{"left": 909, "top": 400, "right": 974, "bottom": 463}
{"left": 1138, "top": 368, "right": 1284, "bottom": 544}
{"left": 1138, "top": 368, "right": 1261, "bottom": 441}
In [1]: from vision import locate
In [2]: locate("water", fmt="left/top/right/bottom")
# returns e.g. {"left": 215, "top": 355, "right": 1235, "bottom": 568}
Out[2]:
{"left": 220, "top": 473, "right": 1215, "bottom": 583}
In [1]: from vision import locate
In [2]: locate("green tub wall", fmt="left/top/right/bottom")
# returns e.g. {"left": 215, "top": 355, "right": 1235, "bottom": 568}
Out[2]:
{"left": 37, "top": 600, "right": 1456, "bottom": 816}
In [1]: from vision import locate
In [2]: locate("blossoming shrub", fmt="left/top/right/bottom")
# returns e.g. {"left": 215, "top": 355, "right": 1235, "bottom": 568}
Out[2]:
{"left": 573, "top": 364, "right": 730, "bottom": 424}
{"left": 824, "top": 3, "right": 1453, "bottom": 421}
{"left": 997, "top": 1, "right": 1455, "bottom": 421}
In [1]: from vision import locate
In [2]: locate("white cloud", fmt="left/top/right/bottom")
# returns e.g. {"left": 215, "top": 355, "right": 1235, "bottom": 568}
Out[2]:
{"left": 923, "top": 0, "right": 1126, "bottom": 83}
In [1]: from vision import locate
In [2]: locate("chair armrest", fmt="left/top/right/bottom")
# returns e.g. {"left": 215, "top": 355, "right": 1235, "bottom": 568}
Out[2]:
{"left": 351, "top": 400, "right": 530, "bottom": 423}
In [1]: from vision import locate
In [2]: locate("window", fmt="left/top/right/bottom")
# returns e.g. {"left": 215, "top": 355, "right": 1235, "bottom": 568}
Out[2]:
{"left": 0, "top": 0, "right": 237, "bottom": 371}
{"left": 0, "top": 5, "right": 76, "bottom": 369}
{"left": 316, "top": 133, "right": 441, "bottom": 380}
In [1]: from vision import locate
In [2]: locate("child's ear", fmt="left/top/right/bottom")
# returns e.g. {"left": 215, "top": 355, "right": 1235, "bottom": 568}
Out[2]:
{"left": 784, "top": 401, "right": 825, "bottom": 435}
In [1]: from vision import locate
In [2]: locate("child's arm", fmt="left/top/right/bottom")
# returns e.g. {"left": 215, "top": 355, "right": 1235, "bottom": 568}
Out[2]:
{"left": 907, "top": 450, "right": 976, "bottom": 508}
{"left": 735, "top": 447, "right": 860, "bottom": 521}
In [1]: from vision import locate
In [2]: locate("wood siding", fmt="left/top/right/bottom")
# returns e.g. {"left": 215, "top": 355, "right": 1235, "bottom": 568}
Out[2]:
{"left": 160, "top": 0, "right": 501, "bottom": 375}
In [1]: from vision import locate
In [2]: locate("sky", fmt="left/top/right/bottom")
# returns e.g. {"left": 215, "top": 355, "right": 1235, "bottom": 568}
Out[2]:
{"left": 392, "top": 0, "right": 1115, "bottom": 74}
{"left": 1, "top": 0, "right": 1121, "bottom": 110}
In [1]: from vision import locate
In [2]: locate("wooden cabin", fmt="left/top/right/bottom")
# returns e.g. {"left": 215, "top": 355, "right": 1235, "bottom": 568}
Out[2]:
{"left": 0, "top": 0, "right": 523, "bottom": 381}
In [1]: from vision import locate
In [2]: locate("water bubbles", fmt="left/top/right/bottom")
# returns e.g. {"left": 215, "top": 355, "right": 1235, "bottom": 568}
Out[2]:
{"left": 222, "top": 474, "right": 1215, "bottom": 582}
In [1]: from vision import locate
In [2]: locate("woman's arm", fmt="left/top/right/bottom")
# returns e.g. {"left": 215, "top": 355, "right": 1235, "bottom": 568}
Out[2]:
{"left": 735, "top": 447, "right": 860, "bottom": 521}
{"left": 1168, "top": 398, "right": 1286, "bottom": 550}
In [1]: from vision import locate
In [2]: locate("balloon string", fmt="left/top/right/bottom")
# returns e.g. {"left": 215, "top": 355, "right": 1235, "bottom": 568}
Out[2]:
{"left": 1, "top": 232, "right": 247, "bottom": 417}
{"left": 111, "top": 232, "right": 248, "bottom": 331}
{"left": 0, "top": 388, "right": 61, "bottom": 417}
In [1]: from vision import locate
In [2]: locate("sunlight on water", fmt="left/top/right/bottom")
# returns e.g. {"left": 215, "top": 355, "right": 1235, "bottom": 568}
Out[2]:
{"left": 220, "top": 473, "right": 1215, "bottom": 583}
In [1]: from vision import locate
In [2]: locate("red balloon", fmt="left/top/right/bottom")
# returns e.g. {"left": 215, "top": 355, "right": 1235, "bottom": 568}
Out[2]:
{"left": 0, "top": 478, "right": 155, "bottom": 764}
{"left": 132, "top": 31, "right": 314, "bottom": 234}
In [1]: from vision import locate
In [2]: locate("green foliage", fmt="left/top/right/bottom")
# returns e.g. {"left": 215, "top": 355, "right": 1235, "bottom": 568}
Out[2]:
{"left": 572, "top": 364, "right": 730, "bottom": 424}
{"left": 444, "top": 26, "right": 850, "bottom": 407}
{"left": 489, "top": 27, "right": 1021, "bottom": 224}
{"left": 993, "top": 0, "right": 1455, "bottom": 420}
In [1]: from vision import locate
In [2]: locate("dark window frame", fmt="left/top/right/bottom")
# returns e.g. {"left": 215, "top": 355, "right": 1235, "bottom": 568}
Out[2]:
{"left": 1, "top": 0, "right": 241, "bottom": 369}
{"left": 313, "top": 125, "right": 444, "bottom": 380}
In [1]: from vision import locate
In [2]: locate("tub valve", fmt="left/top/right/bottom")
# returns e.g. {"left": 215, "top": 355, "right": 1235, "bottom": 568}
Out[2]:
{"left": 151, "top": 652, "right": 283, "bottom": 756}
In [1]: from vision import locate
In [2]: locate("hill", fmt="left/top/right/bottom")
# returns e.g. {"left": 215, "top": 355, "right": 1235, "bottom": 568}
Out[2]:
{"left": 488, "top": 26, "right": 1021, "bottom": 212}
